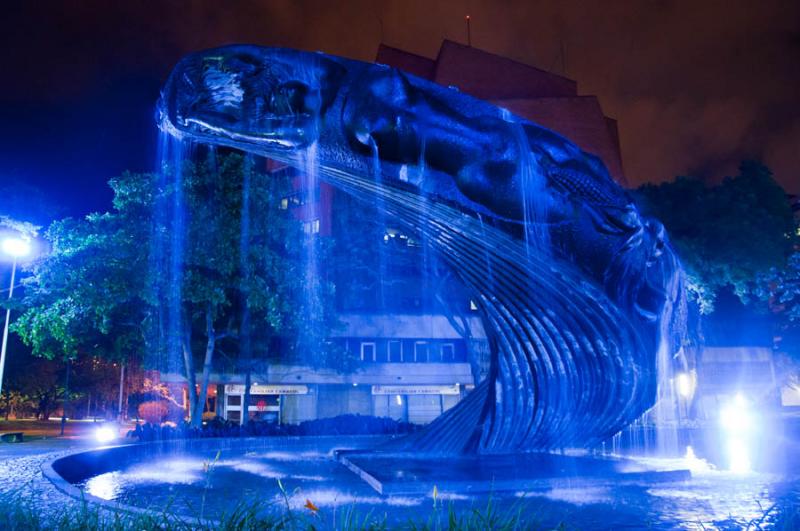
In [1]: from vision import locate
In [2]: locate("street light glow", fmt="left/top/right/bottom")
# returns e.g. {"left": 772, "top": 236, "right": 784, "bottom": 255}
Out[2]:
{"left": 1, "top": 235, "right": 34, "bottom": 398}
{"left": 2, "top": 238, "right": 31, "bottom": 258}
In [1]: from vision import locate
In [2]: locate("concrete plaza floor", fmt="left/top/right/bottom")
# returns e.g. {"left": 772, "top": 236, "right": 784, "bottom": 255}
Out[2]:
{"left": 1, "top": 419, "right": 109, "bottom": 455}
{"left": 0, "top": 419, "right": 135, "bottom": 522}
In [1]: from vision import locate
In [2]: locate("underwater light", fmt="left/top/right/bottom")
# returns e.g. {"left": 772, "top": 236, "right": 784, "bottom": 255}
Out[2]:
{"left": 675, "top": 372, "right": 695, "bottom": 398}
{"left": 727, "top": 438, "right": 752, "bottom": 473}
{"left": 95, "top": 426, "right": 117, "bottom": 444}
{"left": 719, "top": 393, "right": 752, "bottom": 434}
{"left": 719, "top": 393, "right": 755, "bottom": 473}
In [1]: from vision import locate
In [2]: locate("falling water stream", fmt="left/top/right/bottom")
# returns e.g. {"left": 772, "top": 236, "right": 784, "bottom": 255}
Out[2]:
{"left": 149, "top": 131, "right": 190, "bottom": 376}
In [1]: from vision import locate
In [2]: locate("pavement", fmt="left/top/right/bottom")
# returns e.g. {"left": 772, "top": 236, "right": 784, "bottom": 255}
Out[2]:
{"left": 0, "top": 419, "right": 136, "bottom": 523}
{"left": 0, "top": 420, "right": 100, "bottom": 458}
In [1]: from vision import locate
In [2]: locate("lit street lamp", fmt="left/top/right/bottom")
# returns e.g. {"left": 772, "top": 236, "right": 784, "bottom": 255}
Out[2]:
{"left": 0, "top": 237, "right": 32, "bottom": 397}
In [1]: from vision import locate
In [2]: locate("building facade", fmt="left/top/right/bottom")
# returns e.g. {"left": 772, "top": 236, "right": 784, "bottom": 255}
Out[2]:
{"left": 162, "top": 314, "right": 485, "bottom": 425}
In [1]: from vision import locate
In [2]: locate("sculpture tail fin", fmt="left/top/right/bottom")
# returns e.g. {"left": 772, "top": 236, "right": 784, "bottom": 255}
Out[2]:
{"left": 380, "top": 378, "right": 491, "bottom": 454}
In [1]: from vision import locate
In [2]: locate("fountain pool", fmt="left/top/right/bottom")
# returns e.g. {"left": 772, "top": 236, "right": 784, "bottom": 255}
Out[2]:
{"left": 46, "top": 434, "right": 799, "bottom": 529}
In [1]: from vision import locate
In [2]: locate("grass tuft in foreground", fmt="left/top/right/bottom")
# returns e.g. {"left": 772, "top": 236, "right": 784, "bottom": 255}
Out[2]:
{"left": 0, "top": 487, "right": 562, "bottom": 531}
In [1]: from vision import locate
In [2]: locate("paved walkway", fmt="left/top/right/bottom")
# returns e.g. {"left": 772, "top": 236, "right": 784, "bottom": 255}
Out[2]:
{"left": 0, "top": 421, "right": 133, "bottom": 525}
{"left": 0, "top": 442, "right": 90, "bottom": 524}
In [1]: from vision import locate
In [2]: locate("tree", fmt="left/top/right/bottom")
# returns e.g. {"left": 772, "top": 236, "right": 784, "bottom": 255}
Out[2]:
{"left": 635, "top": 161, "right": 795, "bottom": 313}
{"left": 758, "top": 250, "right": 800, "bottom": 360}
{"left": 769, "top": 252, "right": 800, "bottom": 323}
{"left": 12, "top": 173, "right": 151, "bottom": 364}
{"left": 153, "top": 153, "right": 342, "bottom": 427}
{"left": 0, "top": 349, "right": 65, "bottom": 421}
{"left": 14, "top": 152, "right": 344, "bottom": 428}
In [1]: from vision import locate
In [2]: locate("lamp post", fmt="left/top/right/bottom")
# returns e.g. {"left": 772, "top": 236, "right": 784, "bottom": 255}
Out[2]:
{"left": 0, "top": 237, "right": 31, "bottom": 397}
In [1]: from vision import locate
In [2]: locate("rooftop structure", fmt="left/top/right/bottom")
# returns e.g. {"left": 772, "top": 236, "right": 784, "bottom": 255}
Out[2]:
{"left": 377, "top": 40, "right": 627, "bottom": 186}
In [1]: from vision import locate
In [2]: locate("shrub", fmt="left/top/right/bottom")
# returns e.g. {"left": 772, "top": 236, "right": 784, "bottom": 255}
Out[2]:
{"left": 128, "top": 414, "right": 418, "bottom": 442}
{"left": 138, "top": 401, "right": 169, "bottom": 424}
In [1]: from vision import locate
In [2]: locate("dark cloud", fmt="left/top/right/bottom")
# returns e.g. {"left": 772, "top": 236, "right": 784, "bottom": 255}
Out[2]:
{"left": 1, "top": 0, "right": 797, "bottom": 218}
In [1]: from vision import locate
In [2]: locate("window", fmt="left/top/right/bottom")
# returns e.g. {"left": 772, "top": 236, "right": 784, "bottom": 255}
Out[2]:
{"left": 383, "top": 227, "right": 418, "bottom": 247}
{"left": 441, "top": 343, "right": 455, "bottom": 362}
{"left": 361, "top": 342, "right": 376, "bottom": 362}
{"left": 429, "top": 343, "right": 443, "bottom": 362}
{"left": 280, "top": 189, "right": 320, "bottom": 210}
{"left": 281, "top": 192, "right": 306, "bottom": 209}
{"left": 303, "top": 219, "right": 320, "bottom": 234}
{"left": 388, "top": 340, "right": 402, "bottom": 362}
{"left": 204, "top": 397, "right": 216, "bottom": 413}
{"left": 247, "top": 394, "right": 279, "bottom": 407}
{"left": 414, "top": 341, "right": 429, "bottom": 362}
{"left": 375, "top": 342, "right": 388, "bottom": 363}
{"left": 227, "top": 395, "right": 242, "bottom": 406}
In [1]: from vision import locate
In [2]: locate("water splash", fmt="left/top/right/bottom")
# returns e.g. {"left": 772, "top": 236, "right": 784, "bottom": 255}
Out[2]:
{"left": 148, "top": 131, "right": 189, "bottom": 376}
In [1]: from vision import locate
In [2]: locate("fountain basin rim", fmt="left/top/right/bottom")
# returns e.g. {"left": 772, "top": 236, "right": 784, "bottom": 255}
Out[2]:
{"left": 41, "top": 441, "right": 209, "bottom": 527}
{"left": 42, "top": 434, "right": 391, "bottom": 524}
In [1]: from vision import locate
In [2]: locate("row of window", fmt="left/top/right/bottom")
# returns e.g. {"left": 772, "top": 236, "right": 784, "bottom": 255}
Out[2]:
{"left": 342, "top": 339, "right": 467, "bottom": 363}
{"left": 303, "top": 219, "right": 320, "bottom": 234}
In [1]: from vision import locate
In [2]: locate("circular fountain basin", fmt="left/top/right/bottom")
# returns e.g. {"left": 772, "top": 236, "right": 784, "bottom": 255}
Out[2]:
{"left": 44, "top": 434, "right": 799, "bottom": 528}
{"left": 44, "top": 435, "right": 392, "bottom": 523}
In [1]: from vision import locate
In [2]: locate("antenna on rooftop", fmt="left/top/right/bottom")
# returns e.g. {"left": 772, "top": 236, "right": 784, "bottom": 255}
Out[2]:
{"left": 465, "top": 15, "right": 471, "bottom": 47}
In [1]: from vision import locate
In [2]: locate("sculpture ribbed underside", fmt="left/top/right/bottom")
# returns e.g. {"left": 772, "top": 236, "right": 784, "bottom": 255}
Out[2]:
{"left": 318, "top": 165, "right": 654, "bottom": 454}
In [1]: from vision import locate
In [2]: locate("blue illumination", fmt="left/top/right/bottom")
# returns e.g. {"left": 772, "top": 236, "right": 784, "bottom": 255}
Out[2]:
{"left": 156, "top": 44, "right": 687, "bottom": 453}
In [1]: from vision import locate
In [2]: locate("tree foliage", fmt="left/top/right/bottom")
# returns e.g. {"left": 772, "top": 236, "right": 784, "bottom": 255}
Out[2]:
{"left": 635, "top": 161, "right": 795, "bottom": 313}
{"left": 758, "top": 250, "right": 800, "bottom": 357}
{"left": 13, "top": 152, "right": 344, "bottom": 427}
{"left": 12, "top": 174, "right": 151, "bottom": 362}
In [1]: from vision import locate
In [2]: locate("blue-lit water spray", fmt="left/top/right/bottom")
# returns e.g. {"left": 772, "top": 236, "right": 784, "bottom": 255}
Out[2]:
{"left": 149, "top": 131, "right": 190, "bottom": 377}
{"left": 502, "top": 109, "right": 550, "bottom": 258}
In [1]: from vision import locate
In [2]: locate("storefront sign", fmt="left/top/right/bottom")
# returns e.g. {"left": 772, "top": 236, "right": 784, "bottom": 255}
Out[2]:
{"left": 225, "top": 384, "right": 308, "bottom": 395}
{"left": 371, "top": 384, "right": 460, "bottom": 396}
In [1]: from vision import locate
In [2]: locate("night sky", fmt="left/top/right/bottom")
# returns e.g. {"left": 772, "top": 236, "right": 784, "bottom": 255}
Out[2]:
{"left": 1, "top": 0, "right": 798, "bottom": 222}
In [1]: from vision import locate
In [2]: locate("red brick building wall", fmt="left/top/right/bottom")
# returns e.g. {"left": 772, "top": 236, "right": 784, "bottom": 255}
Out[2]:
{"left": 377, "top": 40, "right": 627, "bottom": 186}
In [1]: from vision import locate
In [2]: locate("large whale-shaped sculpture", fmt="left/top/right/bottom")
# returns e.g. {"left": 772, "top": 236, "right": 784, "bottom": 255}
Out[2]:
{"left": 158, "top": 45, "right": 685, "bottom": 454}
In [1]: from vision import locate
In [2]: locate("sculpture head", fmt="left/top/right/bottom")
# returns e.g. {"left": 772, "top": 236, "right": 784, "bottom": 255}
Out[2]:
{"left": 157, "top": 45, "right": 346, "bottom": 151}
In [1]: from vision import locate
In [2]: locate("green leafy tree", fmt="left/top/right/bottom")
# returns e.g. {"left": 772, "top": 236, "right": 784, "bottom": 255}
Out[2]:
{"left": 635, "top": 161, "right": 795, "bottom": 313}
{"left": 156, "top": 154, "right": 341, "bottom": 427}
{"left": 12, "top": 173, "right": 151, "bottom": 363}
{"left": 14, "top": 153, "right": 343, "bottom": 428}
{"left": 1, "top": 353, "right": 65, "bottom": 420}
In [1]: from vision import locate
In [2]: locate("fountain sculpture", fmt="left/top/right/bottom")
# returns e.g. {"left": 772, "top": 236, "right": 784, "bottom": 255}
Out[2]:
{"left": 157, "top": 45, "right": 685, "bottom": 454}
